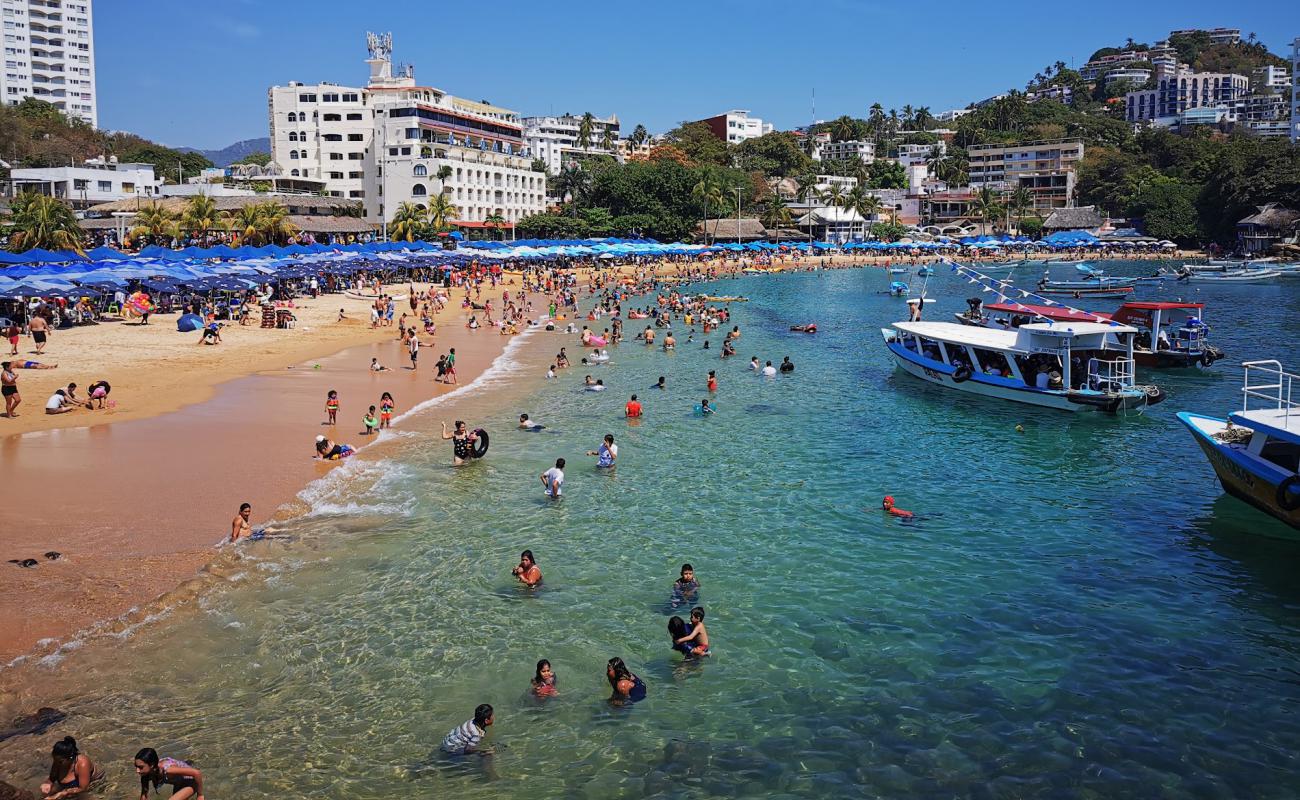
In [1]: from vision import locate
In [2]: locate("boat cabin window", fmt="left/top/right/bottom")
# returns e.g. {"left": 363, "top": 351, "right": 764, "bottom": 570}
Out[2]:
{"left": 1258, "top": 435, "right": 1300, "bottom": 473}
{"left": 918, "top": 337, "right": 942, "bottom": 362}
{"left": 1016, "top": 354, "right": 1063, "bottom": 389}
{"left": 972, "top": 347, "right": 1011, "bottom": 377}
{"left": 940, "top": 342, "right": 971, "bottom": 368}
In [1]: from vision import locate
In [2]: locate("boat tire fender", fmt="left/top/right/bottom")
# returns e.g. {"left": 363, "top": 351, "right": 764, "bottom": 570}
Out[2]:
{"left": 952, "top": 364, "right": 973, "bottom": 383}
{"left": 1278, "top": 475, "right": 1300, "bottom": 512}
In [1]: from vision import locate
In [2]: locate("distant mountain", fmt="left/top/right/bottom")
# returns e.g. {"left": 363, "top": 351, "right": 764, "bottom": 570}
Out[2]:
{"left": 177, "top": 137, "right": 271, "bottom": 167}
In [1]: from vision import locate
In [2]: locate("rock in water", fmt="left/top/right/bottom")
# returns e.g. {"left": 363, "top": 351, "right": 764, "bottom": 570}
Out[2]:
{"left": 0, "top": 707, "right": 66, "bottom": 743}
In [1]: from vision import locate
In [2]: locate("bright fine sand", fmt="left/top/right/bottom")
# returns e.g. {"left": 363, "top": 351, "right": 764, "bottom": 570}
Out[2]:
{"left": 0, "top": 278, "right": 545, "bottom": 665}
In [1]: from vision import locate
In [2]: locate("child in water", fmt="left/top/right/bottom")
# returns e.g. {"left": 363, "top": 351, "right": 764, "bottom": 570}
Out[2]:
{"left": 532, "top": 659, "right": 557, "bottom": 697}
{"left": 363, "top": 405, "right": 379, "bottom": 436}
{"left": 379, "top": 392, "right": 395, "bottom": 429}
{"left": 673, "top": 607, "right": 711, "bottom": 657}
{"left": 325, "top": 389, "right": 339, "bottom": 425}
{"left": 672, "top": 563, "right": 699, "bottom": 608}
{"left": 698, "top": 398, "right": 715, "bottom": 415}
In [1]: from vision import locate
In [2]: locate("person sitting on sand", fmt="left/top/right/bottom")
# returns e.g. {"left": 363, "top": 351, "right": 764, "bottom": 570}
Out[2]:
{"left": 370, "top": 358, "right": 387, "bottom": 372}
{"left": 512, "top": 549, "right": 543, "bottom": 586}
{"left": 44, "top": 389, "right": 75, "bottom": 415}
{"left": 313, "top": 434, "right": 354, "bottom": 460}
{"left": 197, "top": 321, "right": 222, "bottom": 345}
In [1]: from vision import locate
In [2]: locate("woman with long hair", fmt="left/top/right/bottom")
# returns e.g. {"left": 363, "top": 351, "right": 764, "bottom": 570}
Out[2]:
{"left": 39, "top": 736, "right": 102, "bottom": 800}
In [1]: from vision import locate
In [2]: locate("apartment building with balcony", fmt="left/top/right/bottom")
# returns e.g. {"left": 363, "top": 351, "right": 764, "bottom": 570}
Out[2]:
{"left": 0, "top": 0, "right": 95, "bottom": 125}
{"left": 818, "top": 139, "right": 874, "bottom": 164}
{"left": 522, "top": 112, "right": 621, "bottom": 175}
{"left": 10, "top": 156, "right": 158, "bottom": 207}
{"left": 967, "top": 139, "right": 1083, "bottom": 213}
{"left": 1169, "top": 27, "right": 1240, "bottom": 45}
{"left": 1125, "top": 62, "right": 1249, "bottom": 124}
{"left": 692, "top": 110, "right": 772, "bottom": 144}
{"left": 268, "top": 33, "right": 546, "bottom": 231}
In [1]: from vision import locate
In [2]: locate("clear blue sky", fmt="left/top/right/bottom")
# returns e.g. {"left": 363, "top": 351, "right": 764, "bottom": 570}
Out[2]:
{"left": 97, "top": 0, "right": 1300, "bottom": 149}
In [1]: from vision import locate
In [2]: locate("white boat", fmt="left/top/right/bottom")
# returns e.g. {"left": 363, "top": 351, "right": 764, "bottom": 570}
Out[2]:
{"left": 882, "top": 320, "right": 1164, "bottom": 413}
{"left": 1179, "top": 269, "right": 1281, "bottom": 283}
{"left": 889, "top": 266, "right": 909, "bottom": 275}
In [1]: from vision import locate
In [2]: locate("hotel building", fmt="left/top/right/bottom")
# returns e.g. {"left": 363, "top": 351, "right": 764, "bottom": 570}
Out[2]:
{"left": 1125, "top": 63, "right": 1249, "bottom": 124}
{"left": 0, "top": 0, "right": 96, "bottom": 125}
{"left": 818, "top": 139, "right": 875, "bottom": 164}
{"left": 967, "top": 139, "right": 1083, "bottom": 213}
{"left": 522, "top": 113, "right": 621, "bottom": 175}
{"left": 268, "top": 33, "right": 546, "bottom": 232}
{"left": 692, "top": 110, "right": 772, "bottom": 144}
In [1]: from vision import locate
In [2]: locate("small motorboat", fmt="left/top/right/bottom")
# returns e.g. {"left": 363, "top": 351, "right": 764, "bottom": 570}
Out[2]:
{"left": 889, "top": 281, "right": 909, "bottom": 297}
{"left": 1178, "top": 360, "right": 1300, "bottom": 537}
{"left": 789, "top": 324, "right": 818, "bottom": 333}
{"left": 917, "top": 266, "right": 934, "bottom": 277}
{"left": 1037, "top": 286, "right": 1135, "bottom": 299}
{"left": 889, "top": 266, "right": 909, "bottom": 275}
{"left": 1177, "top": 269, "right": 1281, "bottom": 283}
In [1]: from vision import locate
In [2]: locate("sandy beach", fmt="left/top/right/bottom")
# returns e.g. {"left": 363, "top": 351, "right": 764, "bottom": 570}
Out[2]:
{"left": 0, "top": 276, "right": 550, "bottom": 666}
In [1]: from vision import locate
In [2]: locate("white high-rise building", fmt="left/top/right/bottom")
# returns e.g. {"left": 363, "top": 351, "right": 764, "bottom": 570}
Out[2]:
{"left": 0, "top": 0, "right": 96, "bottom": 126}
{"left": 1292, "top": 37, "right": 1300, "bottom": 144}
{"left": 268, "top": 33, "right": 547, "bottom": 231}
{"left": 523, "top": 113, "right": 621, "bottom": 175}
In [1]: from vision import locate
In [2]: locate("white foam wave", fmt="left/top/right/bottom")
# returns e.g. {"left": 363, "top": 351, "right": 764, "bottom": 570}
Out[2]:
{"left": 391, "top": 322, "right": 541, "bottom": 425}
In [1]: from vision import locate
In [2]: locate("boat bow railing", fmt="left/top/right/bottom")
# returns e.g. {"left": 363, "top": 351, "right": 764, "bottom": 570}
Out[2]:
{"left": 1242, "top": 360, "right": 1300, "bottom": 429}
{"left": 1087, "top": 356, "right": 1136, "bottom": 393}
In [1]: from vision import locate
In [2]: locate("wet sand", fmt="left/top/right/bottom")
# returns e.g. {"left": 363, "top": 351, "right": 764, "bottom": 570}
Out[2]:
{"left": 0, "top": 293, "right": 548, "bottom": 666}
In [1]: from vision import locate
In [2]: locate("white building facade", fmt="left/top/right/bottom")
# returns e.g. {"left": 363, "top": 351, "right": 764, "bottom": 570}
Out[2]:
{"left": 10, "top": 157, "right": 158, "bottom": 207}
{"left": 523, "top": 113, "right": 620, "bottom": 175}
{"left": 1125, "top": 63, "right": 1250, "bottom": 124}
{"left": 1292, "top": 37, "right": 1300, "bottom": 144}
{"left": 818, "top": 139, "right": 875, "bottom": 164}
{"left": 268, "top": 33, "right": 546, "bottom": 231}
{"left": 695, "top": 110, "right": 772, "bottom": 144}
{"left": 0, "top": 0, "right": 96, "bottom": 125}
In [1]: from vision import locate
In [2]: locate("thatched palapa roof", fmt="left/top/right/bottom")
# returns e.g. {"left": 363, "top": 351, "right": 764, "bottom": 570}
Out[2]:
{"left": 1042, "top": 205, "right": 1104, "bottom": 231}
{"left": 694, "top": 217, "right": 768, "bottom": 242}
{"left": 86, "top": 194, "right": 363, "bottom": 216}
{"left": 1237, "top": 203, "right": 1300, "bottom": 231}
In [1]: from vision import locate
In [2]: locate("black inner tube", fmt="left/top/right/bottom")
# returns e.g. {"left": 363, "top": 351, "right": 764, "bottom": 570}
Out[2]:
{"left": 951, "top": 364, "right": 973, "bottom": 383}
{"left": 469, "top": 429, "right": 490, "bottom": 458}
{"left": 1278, "top": 475, "right": 1300, "bottom": 512}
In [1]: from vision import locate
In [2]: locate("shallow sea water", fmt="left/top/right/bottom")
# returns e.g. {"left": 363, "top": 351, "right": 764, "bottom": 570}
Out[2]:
{"left": 3, "top": 261, "right": 1300, "bottom": 799}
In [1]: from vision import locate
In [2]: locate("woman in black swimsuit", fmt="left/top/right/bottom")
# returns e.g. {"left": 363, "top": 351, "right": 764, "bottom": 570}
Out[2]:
{"left": 40, "top": 736, "right": 102, "bottom": 799}
{"left": 441, "top": 420, "right": 472, "bottom": 465}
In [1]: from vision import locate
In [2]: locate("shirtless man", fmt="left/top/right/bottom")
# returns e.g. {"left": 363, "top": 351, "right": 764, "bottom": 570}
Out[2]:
{"left": 511, "top": 549, "right": 542, "bottom": 586}
{"left": 231, "top": 502, "right": 253, "bottom": 542}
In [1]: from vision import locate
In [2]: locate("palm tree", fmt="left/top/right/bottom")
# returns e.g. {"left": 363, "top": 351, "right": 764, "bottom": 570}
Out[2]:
{"left": 902, "top": 105, "right": 915, "bottom": 130}
{"left": 829, "top": 115, "right": 857, "bottom": 142}
{"left": 763, "top": 193, "right": 792, "bottom": 246}
{"left": 630, "top": 124, "right": 649, "bottom": 147}
{"left": 484, "top": 212, "right": 507, "bottom": 241}
{"left": 180, "top": 194, "right": 228, "bottom": 244}
{"left": 599, "top": 126, "right": 615, "bottom": 152}
{"left": 230, "top": 203, "right": 266, "bottom": 245}
{"left": 914, "top": 106, "right": 934, "bottom": 131}
{"left": 553, "top": 163, "right": 589, "bottom": 214}
{"left": 577, "top": 112, "right": 595, "bottom": 150}
{"left": 388, "top": 201, "right": 428, "bottom": 242}
{"left": 129, "top": 201, "right": 179, "bottom": 245}
{"left": 1006, "top": 187, "right": 1034, "bottom": 233}
{"left": 692, "top": 173, "right": 726, "bottom": 244}
{"left": 258, "top": 202, "right": 298, "bottom": 244}
{"left": 846, "top": 187, "right": 884, "bottom": 239}
{"left": 973, "top": 186, "right": 1002, "bottom": 235}
{"left": 818, "top": 183, "right": 845, "bottom": 208}
{"left": 426, "top": 193, "right": 458, "bottom": 233}
{"left": 6, "top": 192, "right": 84, "bottom": 253}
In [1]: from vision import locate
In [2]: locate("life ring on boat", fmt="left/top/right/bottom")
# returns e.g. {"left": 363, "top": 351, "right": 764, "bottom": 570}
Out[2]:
{"left": 1277, "top": 475, "right": 1300, "bottom": 511}
{"left": 469, "top": 429, "right": 490, "bottom": 459}
{"left": 951, "top": 364, "right": 973, "bottom": 383}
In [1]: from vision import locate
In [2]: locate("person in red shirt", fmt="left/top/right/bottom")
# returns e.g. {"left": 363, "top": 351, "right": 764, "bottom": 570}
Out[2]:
{"left": 625, "top": 394, "right": 642, "bottom": 418}
{"left": 881, "top": 496, "right": 913, "bottom": 518}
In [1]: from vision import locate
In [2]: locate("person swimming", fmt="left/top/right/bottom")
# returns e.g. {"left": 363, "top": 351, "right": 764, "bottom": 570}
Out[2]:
{"left": 881, "top": 495, "right": 914, "bottom": 518}
{"left": 531, "top": 659, "right": 557, "bottom": 697}
{"left": 518, "top": 413, "right": 544, "bottom": 430}
{"left": 653, "top": 376, "right": 666, "bottom": 390}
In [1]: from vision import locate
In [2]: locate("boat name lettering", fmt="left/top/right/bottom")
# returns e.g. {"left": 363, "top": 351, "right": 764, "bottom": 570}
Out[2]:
{"left": 1209, "top": 448, "right": 1255, "bottom": 489}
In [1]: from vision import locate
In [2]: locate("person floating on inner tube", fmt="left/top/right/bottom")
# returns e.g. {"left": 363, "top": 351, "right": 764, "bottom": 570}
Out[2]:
{"left": 881, "top": 496, "right": 913, "bottom": 519}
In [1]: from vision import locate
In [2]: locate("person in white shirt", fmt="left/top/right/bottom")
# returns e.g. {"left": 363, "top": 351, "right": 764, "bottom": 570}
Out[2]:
{"left": 749, "top": 357, "right": 760, "bottom": 371}
{"left": 441, "top": 704, "right": 493, "bottom": 755}
{"left": 587, "top": 434, "right": 617, "bottom": 468}
{"left": 540, "top": 458, "right": 565, "bottom": 498}
{"left": 546, "top": 365, "right": 557, "bottom": 379}
{"left": 44, "top": 389, "right": 74, "bottom": 415}
{"left": 761, "top": 361, "right": 777, "bottom": 377}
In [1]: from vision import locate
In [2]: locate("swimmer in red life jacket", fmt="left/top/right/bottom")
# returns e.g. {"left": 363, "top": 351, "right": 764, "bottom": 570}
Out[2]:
{"left": 881, "top": 495, "right": 913, "bottom": 518}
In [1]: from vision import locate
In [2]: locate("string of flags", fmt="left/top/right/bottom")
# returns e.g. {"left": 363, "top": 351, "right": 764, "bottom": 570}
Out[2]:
{"left": 941, "top": 258, "right": 1118, "bottom": 326}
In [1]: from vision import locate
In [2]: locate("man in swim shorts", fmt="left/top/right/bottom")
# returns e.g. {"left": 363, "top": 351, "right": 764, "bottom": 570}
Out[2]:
{"left": 231, "top": 502, "right": 253, "bottom": 542}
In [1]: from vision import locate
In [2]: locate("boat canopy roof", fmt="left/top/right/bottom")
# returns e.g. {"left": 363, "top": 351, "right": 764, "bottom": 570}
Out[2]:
{"left": 1117, "top": 301, "right": 1204, "bottom": 311}
{"left": 894, "top": 320, "right": 1136, "bottom": 354}
{"left": 984, "top": 302, "right": 1107, "bottom": 322}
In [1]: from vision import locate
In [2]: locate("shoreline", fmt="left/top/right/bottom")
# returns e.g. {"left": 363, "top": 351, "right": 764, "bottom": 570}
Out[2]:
{"left": 0, "top": 252, "right": 1189, "bottom": 668}
{"left": 0, "top": 280, "right": 552, "bottom": 667}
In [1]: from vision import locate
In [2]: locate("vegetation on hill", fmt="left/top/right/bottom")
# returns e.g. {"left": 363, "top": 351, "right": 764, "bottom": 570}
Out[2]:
{"left": 0, "top": 98, "right": 213, "bottom": 181}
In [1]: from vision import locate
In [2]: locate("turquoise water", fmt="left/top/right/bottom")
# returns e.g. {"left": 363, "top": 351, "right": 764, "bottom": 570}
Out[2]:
{"left": 3, "top": 262, "right": 1300, "bottom": 799}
